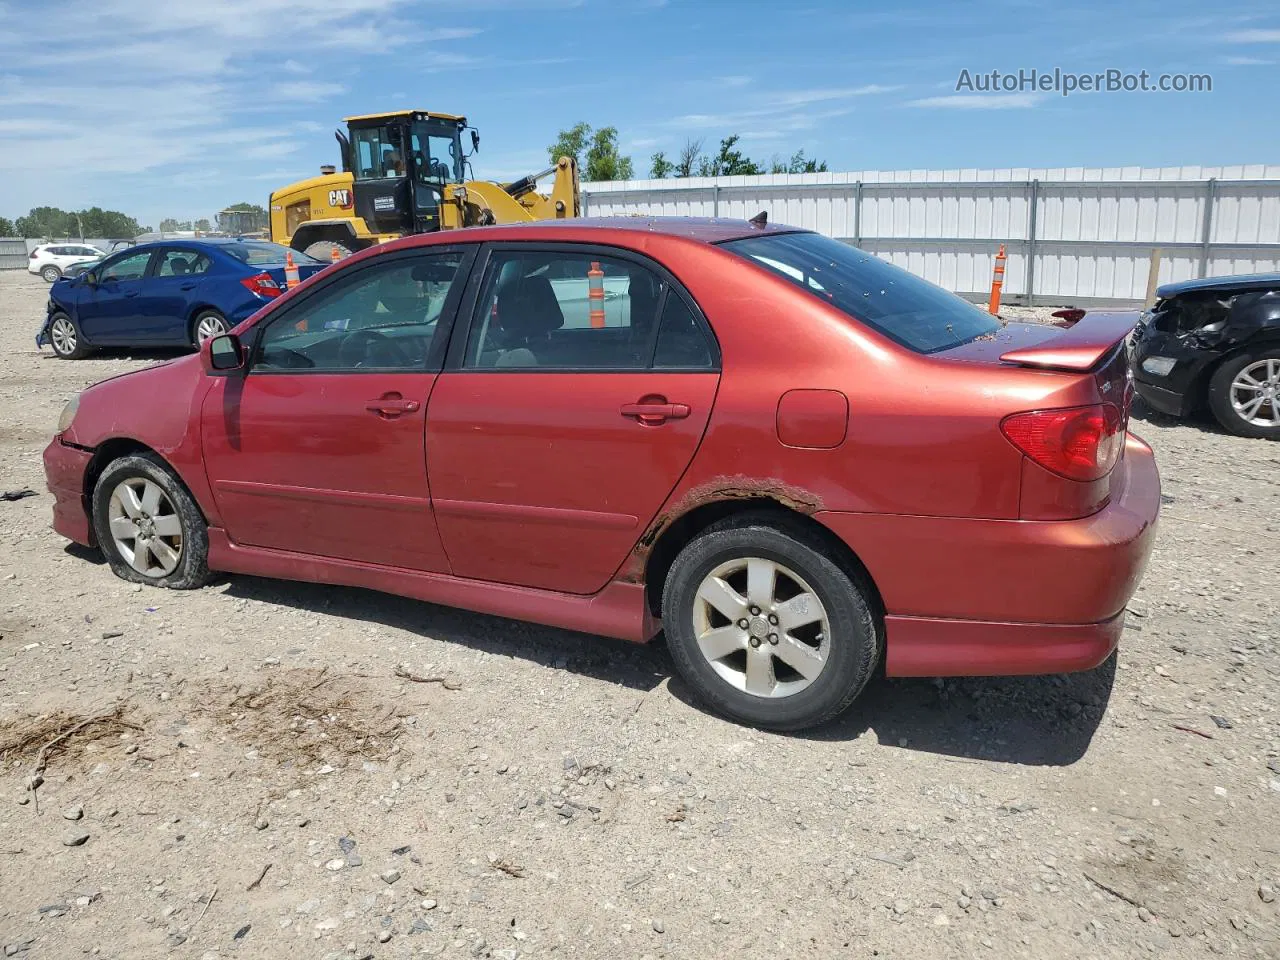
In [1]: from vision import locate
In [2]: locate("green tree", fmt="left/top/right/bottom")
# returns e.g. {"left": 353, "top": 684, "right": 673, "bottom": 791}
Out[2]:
{"left": 159, "top": 218, "right": 193, "bottom": 232}
{"left": 193, "top": 218, "right": 212, "bottom": 233}
{"left": 697, "top": 135, "right": 763, "bottom": 177}
{"left": 548, "top": 122, "right": 593, "bottom": 169}
{"left": 650, "top": 152, "right": 674, "bottom": 179}
{"left": 585, "top": 127, "right": 633, "bottom": 181}
{"left": 77, "top": 207, "right": 143, "bottom": 238}
{"left": 224, "top": 201, "right": 266, "bottom": 213}
{"left": 0, "top": 216, "right": 13, "bottom": 236}
{"left": 787, "top": 150, "right": 827, "bottom": 174}
{"left": 16, "top": 207, "right": 77, "bottom": 238}
{"left": 676, "top": 138, "right": 704, "bottom": 178}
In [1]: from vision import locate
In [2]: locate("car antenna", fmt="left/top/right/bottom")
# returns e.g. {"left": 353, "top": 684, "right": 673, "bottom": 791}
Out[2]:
{"left": 749, "top": 210, "right": 768, "bottom": 228}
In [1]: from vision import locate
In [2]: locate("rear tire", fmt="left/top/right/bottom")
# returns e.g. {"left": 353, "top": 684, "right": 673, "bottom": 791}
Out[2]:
{"left": 191, "top": 309, "right": 228, "bottom": 346}
{"left": 92, "top": 453, "right": 210, "bottom": 590}
{"left": 1207, "top": 348, "right": 1280, "bottom": 440}
{"left": 303, "top": 240, "right": 352, "bottom": 262}
{"left": 48, "top": 312, "right": 90, "bottom": 359}
{"left": 41, "top": 265, "right": 62, "bottom": 283}
{"left": 661, "top": 514, "right": 880, "bottom": 731}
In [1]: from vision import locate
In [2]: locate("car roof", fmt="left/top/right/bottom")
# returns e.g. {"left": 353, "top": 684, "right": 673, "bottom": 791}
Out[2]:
{"left": 384, "top": 216, "right": 804, "bottom": 252}
{"left": 1157, "top": 272, "right": 1280, "bottom": 298}
{"left": 114, "top": 238, "right": 280, "bottom": 254}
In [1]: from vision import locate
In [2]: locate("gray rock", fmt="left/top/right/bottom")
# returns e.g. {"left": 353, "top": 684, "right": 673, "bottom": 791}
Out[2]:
{"left": 652, "top": 918, "right": 665, "bottom": 933}
{"left": 253, "top": 819, "right": 269, "bottom": 831}
{"left": 337, "top": 837, "right": 356, "bottom": 854}
{"left": 37, "top": 903, "right": 69, "bottom": 917}
{"left": 1139, "top": 906, "right": 1153, "bottom": 922}
{"left": 892, "top": 900, "right": 910, "bottom": 915}
{"left": 381, "top": 869, "right": 401, "bottom": 885}
{"left": 377, "top": 929, "right": 392, "bottom": 944}
{"left": 1260, "top": 885, "right": 1276, "bottom": 904}
{"left": 62, "top": 829, "right": 89, "bottom": 847}
{"left": 557, "top": 806, "right": 574, "bottom": 819}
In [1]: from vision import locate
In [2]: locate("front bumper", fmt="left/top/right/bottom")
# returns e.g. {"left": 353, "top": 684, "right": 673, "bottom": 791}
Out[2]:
{"left": 816, "top": 433, "right": 1161, "bottom": 677}
{"left": 42, "top": 437, "right": 94, "bottom": 546}
{"left": 1133, "top": 378, "right": 1192, "bottom": 417}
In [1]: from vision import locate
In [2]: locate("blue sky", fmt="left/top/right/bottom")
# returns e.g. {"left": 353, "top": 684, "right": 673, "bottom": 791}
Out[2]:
{"left": 1, "top": 0, "right": 1278, "bottom": 228}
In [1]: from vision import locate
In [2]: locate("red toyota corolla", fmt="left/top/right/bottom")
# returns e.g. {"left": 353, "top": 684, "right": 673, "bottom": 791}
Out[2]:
{"left": 43, "top": 218, "right": 1160, "bottom": 730}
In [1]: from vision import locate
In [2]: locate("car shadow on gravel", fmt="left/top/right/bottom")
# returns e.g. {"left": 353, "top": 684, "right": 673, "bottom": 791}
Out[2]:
{"left": 666, "top": 657, "right": 1118, "bottom": 767}
{"left": 220, "top": 574, "right": 1116, "bottom": 764}
{"left": 219, "top": 576, "right": 672, "bottom": 694}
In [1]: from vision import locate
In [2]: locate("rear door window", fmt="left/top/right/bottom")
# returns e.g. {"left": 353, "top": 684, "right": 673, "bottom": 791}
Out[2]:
{"left": 463, "top": 250, "right": 665, "bottom": 370}
{"left": 157, "top": 250, "right": 212, "bottom": 277}
{"left": 721, "top": 232, "right": 999, "bottom": 353}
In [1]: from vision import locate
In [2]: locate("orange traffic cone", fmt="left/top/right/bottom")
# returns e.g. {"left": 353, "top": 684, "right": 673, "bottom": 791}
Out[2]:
{"left": 330, "top": 246, "right": 342, "bottom": 264}
{"left": 987, "top": 243, "right": 1007, "bottom": 316}
{"left": 285, "top": 251, "right": 300, "bottom": 290}
{"left": 587, "top": 261, "right": 605, "bottom": 328}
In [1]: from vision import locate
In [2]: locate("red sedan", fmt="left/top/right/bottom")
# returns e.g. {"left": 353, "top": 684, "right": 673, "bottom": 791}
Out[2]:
{"left": 43, "top": 218, "right": 1160, "bottom": 730}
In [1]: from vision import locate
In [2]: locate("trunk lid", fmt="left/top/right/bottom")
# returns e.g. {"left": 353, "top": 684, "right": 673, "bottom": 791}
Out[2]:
{"left": 261, "top": 262, "right": 327, "bottom": 287}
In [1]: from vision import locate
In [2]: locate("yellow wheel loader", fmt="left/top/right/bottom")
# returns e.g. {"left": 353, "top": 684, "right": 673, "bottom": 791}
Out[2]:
{"left": 269, "top": 110, "right": 580, "bottom": 259}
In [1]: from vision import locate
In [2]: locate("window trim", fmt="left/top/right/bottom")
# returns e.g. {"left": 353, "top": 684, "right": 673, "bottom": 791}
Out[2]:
{"left": 242, "top": 244, "right": 478, "bottom": 377}
{"left": 445, "top": 241, "right": 721, "bottom": 374}
{"left": 99, "top": 248, "right": 156, "bottom": 283}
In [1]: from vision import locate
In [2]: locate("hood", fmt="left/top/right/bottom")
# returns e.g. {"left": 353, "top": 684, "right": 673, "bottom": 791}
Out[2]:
{"left": 1157, "top": 272, "right": 1280, "bottom": 299}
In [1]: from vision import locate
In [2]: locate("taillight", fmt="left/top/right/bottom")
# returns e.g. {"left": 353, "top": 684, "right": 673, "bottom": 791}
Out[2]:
{"left": 1001, "top": 403, "right": 1124, "bottom": 482}
{"left": 29, "top": 250, "right": 38, "bottom": 259}
{"left": 241, "top": 272, "right": 281, "bottom": 298}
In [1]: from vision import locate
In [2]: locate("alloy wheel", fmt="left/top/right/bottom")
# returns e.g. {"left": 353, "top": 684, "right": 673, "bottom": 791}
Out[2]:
{"left": 1230, "top": 358, "right": 1280, "bottom": 428}
{"left": 692, "top": 556, "right": 831, "bottom": 698}
{"left": 50, "top": 317, "right": 77, "bottom": 356}
{"left": 107, "top": 478, "right": 184, "bottom": 577}
{"left": 195, "top": 314, "right": 227, "bottom": 343}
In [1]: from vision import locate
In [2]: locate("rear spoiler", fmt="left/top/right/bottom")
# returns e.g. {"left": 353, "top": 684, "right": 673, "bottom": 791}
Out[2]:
{"left": 1000, "top": 310, "right": 1139, "bottom": 372}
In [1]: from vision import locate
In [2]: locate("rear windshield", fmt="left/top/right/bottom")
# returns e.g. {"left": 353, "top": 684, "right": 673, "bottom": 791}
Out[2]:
{"left": 221, "top": 242, "right": 318, "bottom": 266}
{"left": 721, "top": 232, "right": 1000, "bottom": 353}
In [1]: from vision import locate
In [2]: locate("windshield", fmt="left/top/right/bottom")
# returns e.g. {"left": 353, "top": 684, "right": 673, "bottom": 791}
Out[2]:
{"left": 722, "top": 232, "right": 1000, "bottom": 354}
{"left": 222, "top": 241, "right": 318, "bottom": 266}
{"left": 410, "top": 120, "right": 463, "bottom": 184}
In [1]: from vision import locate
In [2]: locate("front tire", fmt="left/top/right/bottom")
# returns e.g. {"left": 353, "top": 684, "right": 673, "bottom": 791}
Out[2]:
{"left": 41, "top": 265, "right": 62, "bottom": 283}
{"left": 48, "top": 313, "right": 90, "bottom": 359}
{"left": 661, "top": 515, "right": 880, "bottom": 731}
{"left": 191, "top": 309, "right": 228, "bottom": 346}
{"left": 1207, "top": 349, "right": 1280, "bottom": 440}
{"left": 303, "top": 240, "right": 352, "bottom": 262}
{"left": 92, "top": 453, "right": 210, "bottom": 589}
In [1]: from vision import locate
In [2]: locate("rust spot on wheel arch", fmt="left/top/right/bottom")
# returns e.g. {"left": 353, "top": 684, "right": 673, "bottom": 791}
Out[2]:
{"left": 622, "top": 475, "right": 825, "bottom": 582}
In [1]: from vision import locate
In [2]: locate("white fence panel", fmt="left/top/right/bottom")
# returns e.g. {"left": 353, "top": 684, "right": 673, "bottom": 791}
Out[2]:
{"left": 581, "top": 165, "right": 1280, "bottom": 305}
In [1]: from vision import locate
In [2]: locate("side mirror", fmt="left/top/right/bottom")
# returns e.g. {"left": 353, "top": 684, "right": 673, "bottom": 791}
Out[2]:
{"left": 470, "top": 129, "right": 480, "bottom": 154}
{"left": 202, "top": 333, "right": 245, "bottom": 375}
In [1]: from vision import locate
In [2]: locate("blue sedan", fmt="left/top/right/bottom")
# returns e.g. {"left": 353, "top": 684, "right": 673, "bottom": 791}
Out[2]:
{"left": 38, "top": 239, "right": 326, "bottom": 359}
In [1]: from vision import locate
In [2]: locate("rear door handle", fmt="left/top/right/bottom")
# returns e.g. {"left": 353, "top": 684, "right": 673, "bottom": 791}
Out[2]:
{"left": 620, "top": 401, "right": 691, "bottom": 424}
{"left": 366, "top": 396, "right": 420, "bottom": 418}
{"left": 180, "top": 282, "right": 197, "bottom": 290}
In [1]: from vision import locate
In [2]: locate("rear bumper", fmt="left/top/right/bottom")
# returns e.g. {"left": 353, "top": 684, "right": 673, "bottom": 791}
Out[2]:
{"left": 42, "top": 437, "right": 94, "bottom": 546}
{"left": 817, "top": 433, "right": 1160, "bottom": 677}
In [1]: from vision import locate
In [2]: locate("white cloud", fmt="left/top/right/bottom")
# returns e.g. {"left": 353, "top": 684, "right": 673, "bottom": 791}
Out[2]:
{"left": 906, "top": 93, "right": 1043, "bottom": 109}
{"left": 627, "top": 137, "right": 662, "bottom": 149}
{"left": 1225, "top": 55, "right": 1275, "bottom": 64}
{"left": 771, "top": 85, "right": 900, "bottom": 106}
{"left": 1223, "top": 28, "right": 1280, "bottom": 42}
{"left": 0, "top": 0, "right": 490, "bottom": 222}
{"left": 715, "top": 75, "right": 752, "bottom": 88}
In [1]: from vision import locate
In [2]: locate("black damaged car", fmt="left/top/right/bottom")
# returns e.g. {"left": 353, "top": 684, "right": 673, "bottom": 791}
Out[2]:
{"left": 1131, "top": 273, "right": 1280, "bottom": 440}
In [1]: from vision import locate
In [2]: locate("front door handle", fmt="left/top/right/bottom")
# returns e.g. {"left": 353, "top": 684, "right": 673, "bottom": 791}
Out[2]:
{"left": 620, "top": 400, "right": 691, "bottom": 424}
{"left": 180, "top": 282, "right": 197, "bottom": 290}
{"left": 366, "top": 394, "right": 420, "bottom": 418}
{"left": 124, "top": 290, "right": 139, "bottom": 298}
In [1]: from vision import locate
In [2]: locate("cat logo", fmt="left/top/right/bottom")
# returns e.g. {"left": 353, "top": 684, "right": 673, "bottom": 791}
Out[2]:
{"left": 328, "top": 189, "right": 352, "bottom": 209}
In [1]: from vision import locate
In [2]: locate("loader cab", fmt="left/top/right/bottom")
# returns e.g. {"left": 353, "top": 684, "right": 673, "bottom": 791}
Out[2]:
{"left": 345, "top": 111, "right": 468, "bottom": 236}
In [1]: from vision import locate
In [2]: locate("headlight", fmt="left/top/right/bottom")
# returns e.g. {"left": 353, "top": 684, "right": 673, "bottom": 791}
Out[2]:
{"left": 57, "top": 394, "right": 80, "bottom": 433}
{"left": 1141, "top": 356, "right": 1177, "bottom": 378}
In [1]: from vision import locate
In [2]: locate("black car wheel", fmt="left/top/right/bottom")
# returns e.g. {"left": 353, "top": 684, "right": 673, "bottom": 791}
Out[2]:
{"left": 661, "top": 513, "right": 880, "bottom": 731}
{"left": 92, "top": 453, "right": 210, "bottom": 589}
{"left": 41, "top": 265, "right": 62, "bottom": 283}
{"left": 48, "top": 313, "right": 90, "bottom": 359}
{"left": 1207, "top": 349, "right": 1280, "bottom": 440}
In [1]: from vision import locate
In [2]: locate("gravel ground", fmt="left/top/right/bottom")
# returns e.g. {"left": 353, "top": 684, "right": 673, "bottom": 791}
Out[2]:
{"left": 0, "top": 270, "right": 1277, "bottom": 959}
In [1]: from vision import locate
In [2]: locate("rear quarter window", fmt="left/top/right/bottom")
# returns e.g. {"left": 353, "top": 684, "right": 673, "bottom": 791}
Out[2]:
{"left": 721, "top": 232, "right": 999, "bottom": 354}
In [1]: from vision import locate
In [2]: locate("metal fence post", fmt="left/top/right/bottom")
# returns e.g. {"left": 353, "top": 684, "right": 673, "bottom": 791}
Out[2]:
{"left": 711, "top": 183, "right": 720, "bottom": 218}
{"left": 1025, "top": 179, "right": 1039, "bottom": 307}
{"left": 853, "top": 181, "right": 863, "bottom": 246}
{"left": 1199, "top": 177, "right": 1217, "bottom": 278}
